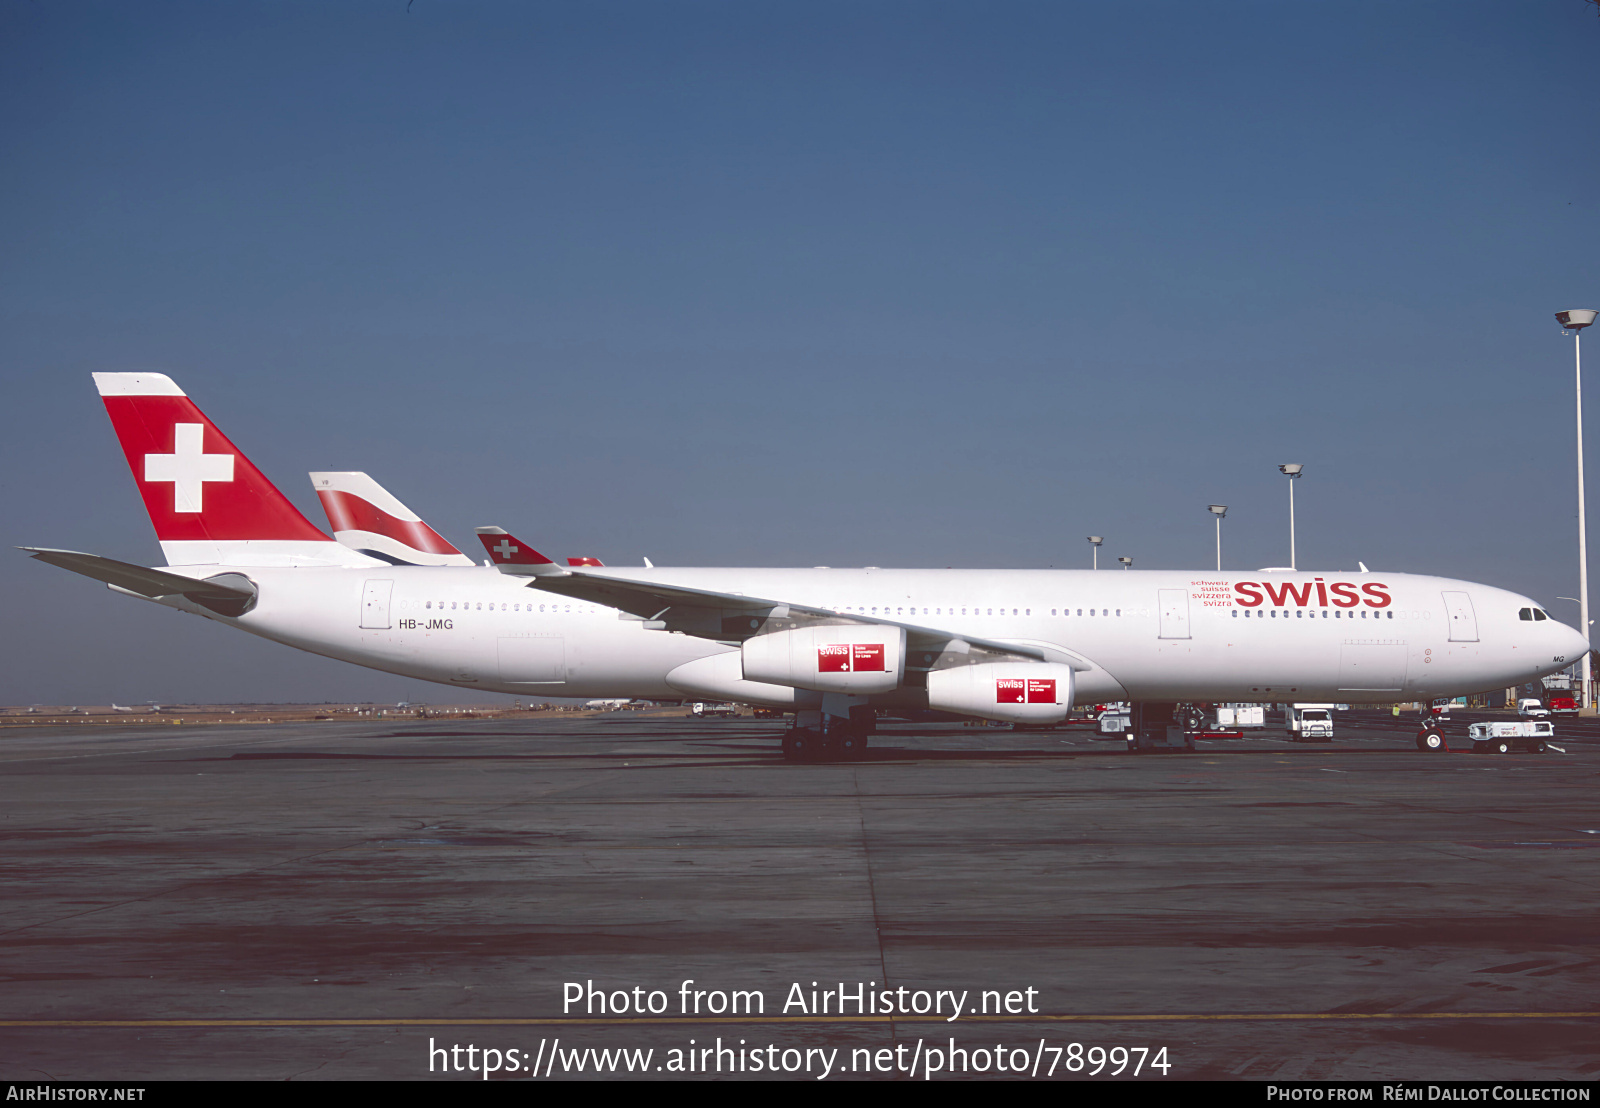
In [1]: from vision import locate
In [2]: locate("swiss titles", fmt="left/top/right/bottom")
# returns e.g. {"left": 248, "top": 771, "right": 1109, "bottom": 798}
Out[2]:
{"left": 1233, "top": 578, "right": 1391, "bottom": 609}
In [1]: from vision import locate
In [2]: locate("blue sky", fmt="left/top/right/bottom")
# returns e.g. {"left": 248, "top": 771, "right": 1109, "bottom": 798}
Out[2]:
{"left": 3, "top": 1, "right": 1597, "bottom": 704}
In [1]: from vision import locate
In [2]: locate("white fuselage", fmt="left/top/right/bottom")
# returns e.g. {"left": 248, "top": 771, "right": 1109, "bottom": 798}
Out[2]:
{"left": 142, "top": 564, "right": 1586, "bottom": 707}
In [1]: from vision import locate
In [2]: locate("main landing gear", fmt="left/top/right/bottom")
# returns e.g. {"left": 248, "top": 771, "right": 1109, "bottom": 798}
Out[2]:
{"left": 781, "top": 707, "right": 874, "bottom": 763}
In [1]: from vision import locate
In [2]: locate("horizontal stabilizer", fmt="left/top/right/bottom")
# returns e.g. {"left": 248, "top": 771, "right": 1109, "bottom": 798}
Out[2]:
{"left": 20, "top": 547, "right": 257, "bottom": 609}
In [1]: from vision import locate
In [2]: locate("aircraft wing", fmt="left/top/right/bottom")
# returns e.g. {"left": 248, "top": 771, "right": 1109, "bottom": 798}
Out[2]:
{"left": 20, "top": 547, "right": 257, "bottom": 602}
{"left": 523, "top": 567, "right": 1090, "bottom": 671}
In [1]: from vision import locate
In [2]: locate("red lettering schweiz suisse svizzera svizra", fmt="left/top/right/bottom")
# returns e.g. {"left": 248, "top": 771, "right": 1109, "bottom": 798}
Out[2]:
{"left": 1233, "top": 579, "right": 1391, "bottom": 608}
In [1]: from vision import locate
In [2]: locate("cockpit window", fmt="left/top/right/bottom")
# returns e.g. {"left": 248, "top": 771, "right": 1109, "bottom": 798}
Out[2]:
{"left": 1534, "top": 609, "right": 1549, "bottom": 621}
{"left": 1519, "top": 608, "right": 1534, "bottom": 621}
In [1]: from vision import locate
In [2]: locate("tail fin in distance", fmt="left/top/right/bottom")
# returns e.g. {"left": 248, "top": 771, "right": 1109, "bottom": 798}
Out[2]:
{"left": 92, "top": 373, "right": 377, "bottom": 568}
{"left": 475, "top": 527, "right": 563, "bottom": 576}
{"left": 567, "top": 556, "right": 604, "bottom": 567}
{"left": 311, "top": 472, "right": 474, "bottom": 567}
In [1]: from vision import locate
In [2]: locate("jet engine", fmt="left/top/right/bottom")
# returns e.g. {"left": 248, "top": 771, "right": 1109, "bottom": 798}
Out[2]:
{"left": 926, "top": 662, "right": 1075, "bottom": 724}
{"left": 741, "top": 625, "right": 906, "bottom": 695}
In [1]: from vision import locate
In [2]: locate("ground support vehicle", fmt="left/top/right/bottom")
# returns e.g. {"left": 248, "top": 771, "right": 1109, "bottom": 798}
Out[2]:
{"left": 690, "top": 702, "right": 739, "bottom": 718}
{"left": 1286, "top": 704, "right": 1334, "bottom": 743}
{"left": 1214, "top": 704, "right": 1265, "bottom": 729}
{"left": 1099, "top": 707, "right": 1131, "bottom": 735}
{"left": 1518, "top": 698, "right": 1551, "bottom": 719}
{"left": 1468, "top": 720, "right": 1553, "bottom": 755}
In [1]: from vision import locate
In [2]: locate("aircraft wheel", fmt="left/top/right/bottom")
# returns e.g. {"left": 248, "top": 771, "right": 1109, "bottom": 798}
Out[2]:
{"left": 1420, "top": 729, "right": 1446, "bottom": 752}
{"left": 1495, "top": 739, "right": 1512, "bottom": 755}
{"left": 782, "top": 728, "right": 821, "bottom": 763}
{"left": 835, "top": 728, "right": 869, "bottom": 761}
{"left": 817, "top": 731, "right": 849, "bottom": 763}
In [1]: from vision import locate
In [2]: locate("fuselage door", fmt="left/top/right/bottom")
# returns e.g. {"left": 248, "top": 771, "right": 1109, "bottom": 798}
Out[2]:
{"left": 360, "top": 579, "right": 394, "bottom": 629}
{"left": 1157, "top": 588, "right": 1191, "bottom": 639}
{"left": 1441, "top": 591, "right": 1479, "bottom": 642}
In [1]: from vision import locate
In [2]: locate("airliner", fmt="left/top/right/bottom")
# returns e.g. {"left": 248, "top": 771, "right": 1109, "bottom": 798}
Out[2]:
{"left": 21, "top": 373, "right": 1587, "bottom": 761}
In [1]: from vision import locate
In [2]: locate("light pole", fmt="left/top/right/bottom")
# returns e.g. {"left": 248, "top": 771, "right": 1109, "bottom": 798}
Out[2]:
{"left": 1278, "top": 464, "right": 1303, "bottom": 570}
{"left": 1117, "top": 556, "right": 1132, "bottom": 570}
{"left": 1088, "top": 536, "right": 1103, "bottom": 570}
{"left": 1558, "top": 310, "right": 1597, "bottom": 711}
{"left": 1208, "top": 505, "right": 1228, "bottom": 572}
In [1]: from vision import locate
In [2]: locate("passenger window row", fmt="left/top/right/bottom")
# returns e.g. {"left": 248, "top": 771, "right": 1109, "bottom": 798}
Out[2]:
{"left": 835, "top": 606, "right": 1137, "bottom": 618}
{"left": 1232, "top": 609, "right": 1402, "bottom": 619}
{"left": 395, "top": 600, "right": 594, "bottom": 614}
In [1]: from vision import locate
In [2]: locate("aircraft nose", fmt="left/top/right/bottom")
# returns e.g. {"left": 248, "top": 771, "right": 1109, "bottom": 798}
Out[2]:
{"left": 1565, "top": 622, "right": 1592, "bottom": 661}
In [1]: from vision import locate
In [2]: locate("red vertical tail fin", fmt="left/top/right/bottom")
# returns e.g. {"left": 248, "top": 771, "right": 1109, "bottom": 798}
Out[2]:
{"left": 94, "top": 373, "right": 373, "bottom": 567}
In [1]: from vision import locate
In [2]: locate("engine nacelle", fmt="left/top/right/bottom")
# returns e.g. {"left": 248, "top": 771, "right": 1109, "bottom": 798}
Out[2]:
{"left": 926, "top": 662, "right": 1075, "bottom": 724}
{"left": 742, "top": 625, "right": 905, "bottom": 695}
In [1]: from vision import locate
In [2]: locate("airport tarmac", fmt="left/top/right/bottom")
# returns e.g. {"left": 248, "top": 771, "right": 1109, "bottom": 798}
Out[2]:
{"left": 1, "top": 711, "right": 1597, "bottom": 1081}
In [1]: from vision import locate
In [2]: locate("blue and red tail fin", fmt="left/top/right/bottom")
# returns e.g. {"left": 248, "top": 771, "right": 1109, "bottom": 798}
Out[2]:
{"left": 311, "top": 472, "right": 474, "bottom": 567}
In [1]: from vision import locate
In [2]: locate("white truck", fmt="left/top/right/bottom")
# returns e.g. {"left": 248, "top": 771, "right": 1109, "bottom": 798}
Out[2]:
{"left": 1287, "top": 703, "right": 1335, "bottom": 742}
{"left": 690, "top": 702, "right": 739, "bottom": 718}
{"left": 1468, "top": 720, "right": 1553, "bottom": 754}
{"left": 1516, "top": 698, "right": 1551, "bottom": 719}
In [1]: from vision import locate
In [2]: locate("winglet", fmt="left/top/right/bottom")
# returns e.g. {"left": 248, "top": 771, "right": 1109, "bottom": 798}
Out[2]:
{"left": 474, "top": 527, "right": 565, "bottom": 576}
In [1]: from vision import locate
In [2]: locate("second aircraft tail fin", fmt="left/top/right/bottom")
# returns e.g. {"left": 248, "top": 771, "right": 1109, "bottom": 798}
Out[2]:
{"left": 311, "top": 472, "right": 475, "bottom": 567}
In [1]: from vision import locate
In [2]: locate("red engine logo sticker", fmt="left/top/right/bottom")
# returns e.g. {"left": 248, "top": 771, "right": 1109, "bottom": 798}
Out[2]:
{"left": 997, "top": 677, "right": 1057, "bottom": 704}
{"left": 817, "top": 643, "right": 886, "bottom": 673}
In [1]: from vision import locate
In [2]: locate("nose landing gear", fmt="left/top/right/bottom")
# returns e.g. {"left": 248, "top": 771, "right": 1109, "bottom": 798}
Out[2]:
{"left": 1416, "top": 728, "right": 1447, "bottom": 752}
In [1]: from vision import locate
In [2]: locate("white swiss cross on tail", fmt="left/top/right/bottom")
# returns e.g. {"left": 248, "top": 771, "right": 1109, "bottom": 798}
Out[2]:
{"left": 474, "top": 526, "right": 559, "bottom": 576}
{"left": 144, "top": 423, "right": 234, "bottom": 512}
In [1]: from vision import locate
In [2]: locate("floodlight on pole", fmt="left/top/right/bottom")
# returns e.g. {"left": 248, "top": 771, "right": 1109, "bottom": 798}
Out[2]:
{"left": 1208, "top": 505, "right": 1228, "bottom": 572}
{"left": 1117, "top": 556, "right": 1132, "bottom": 570}
{"left": 1558, "top": 310, "right": 1598, "bottom": 711}
{"left": 1278, "top": 464, "right": 1304, "bottom": 570}
{"left": 1088, "top": 536, "right": 1103, "bottom": 571}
